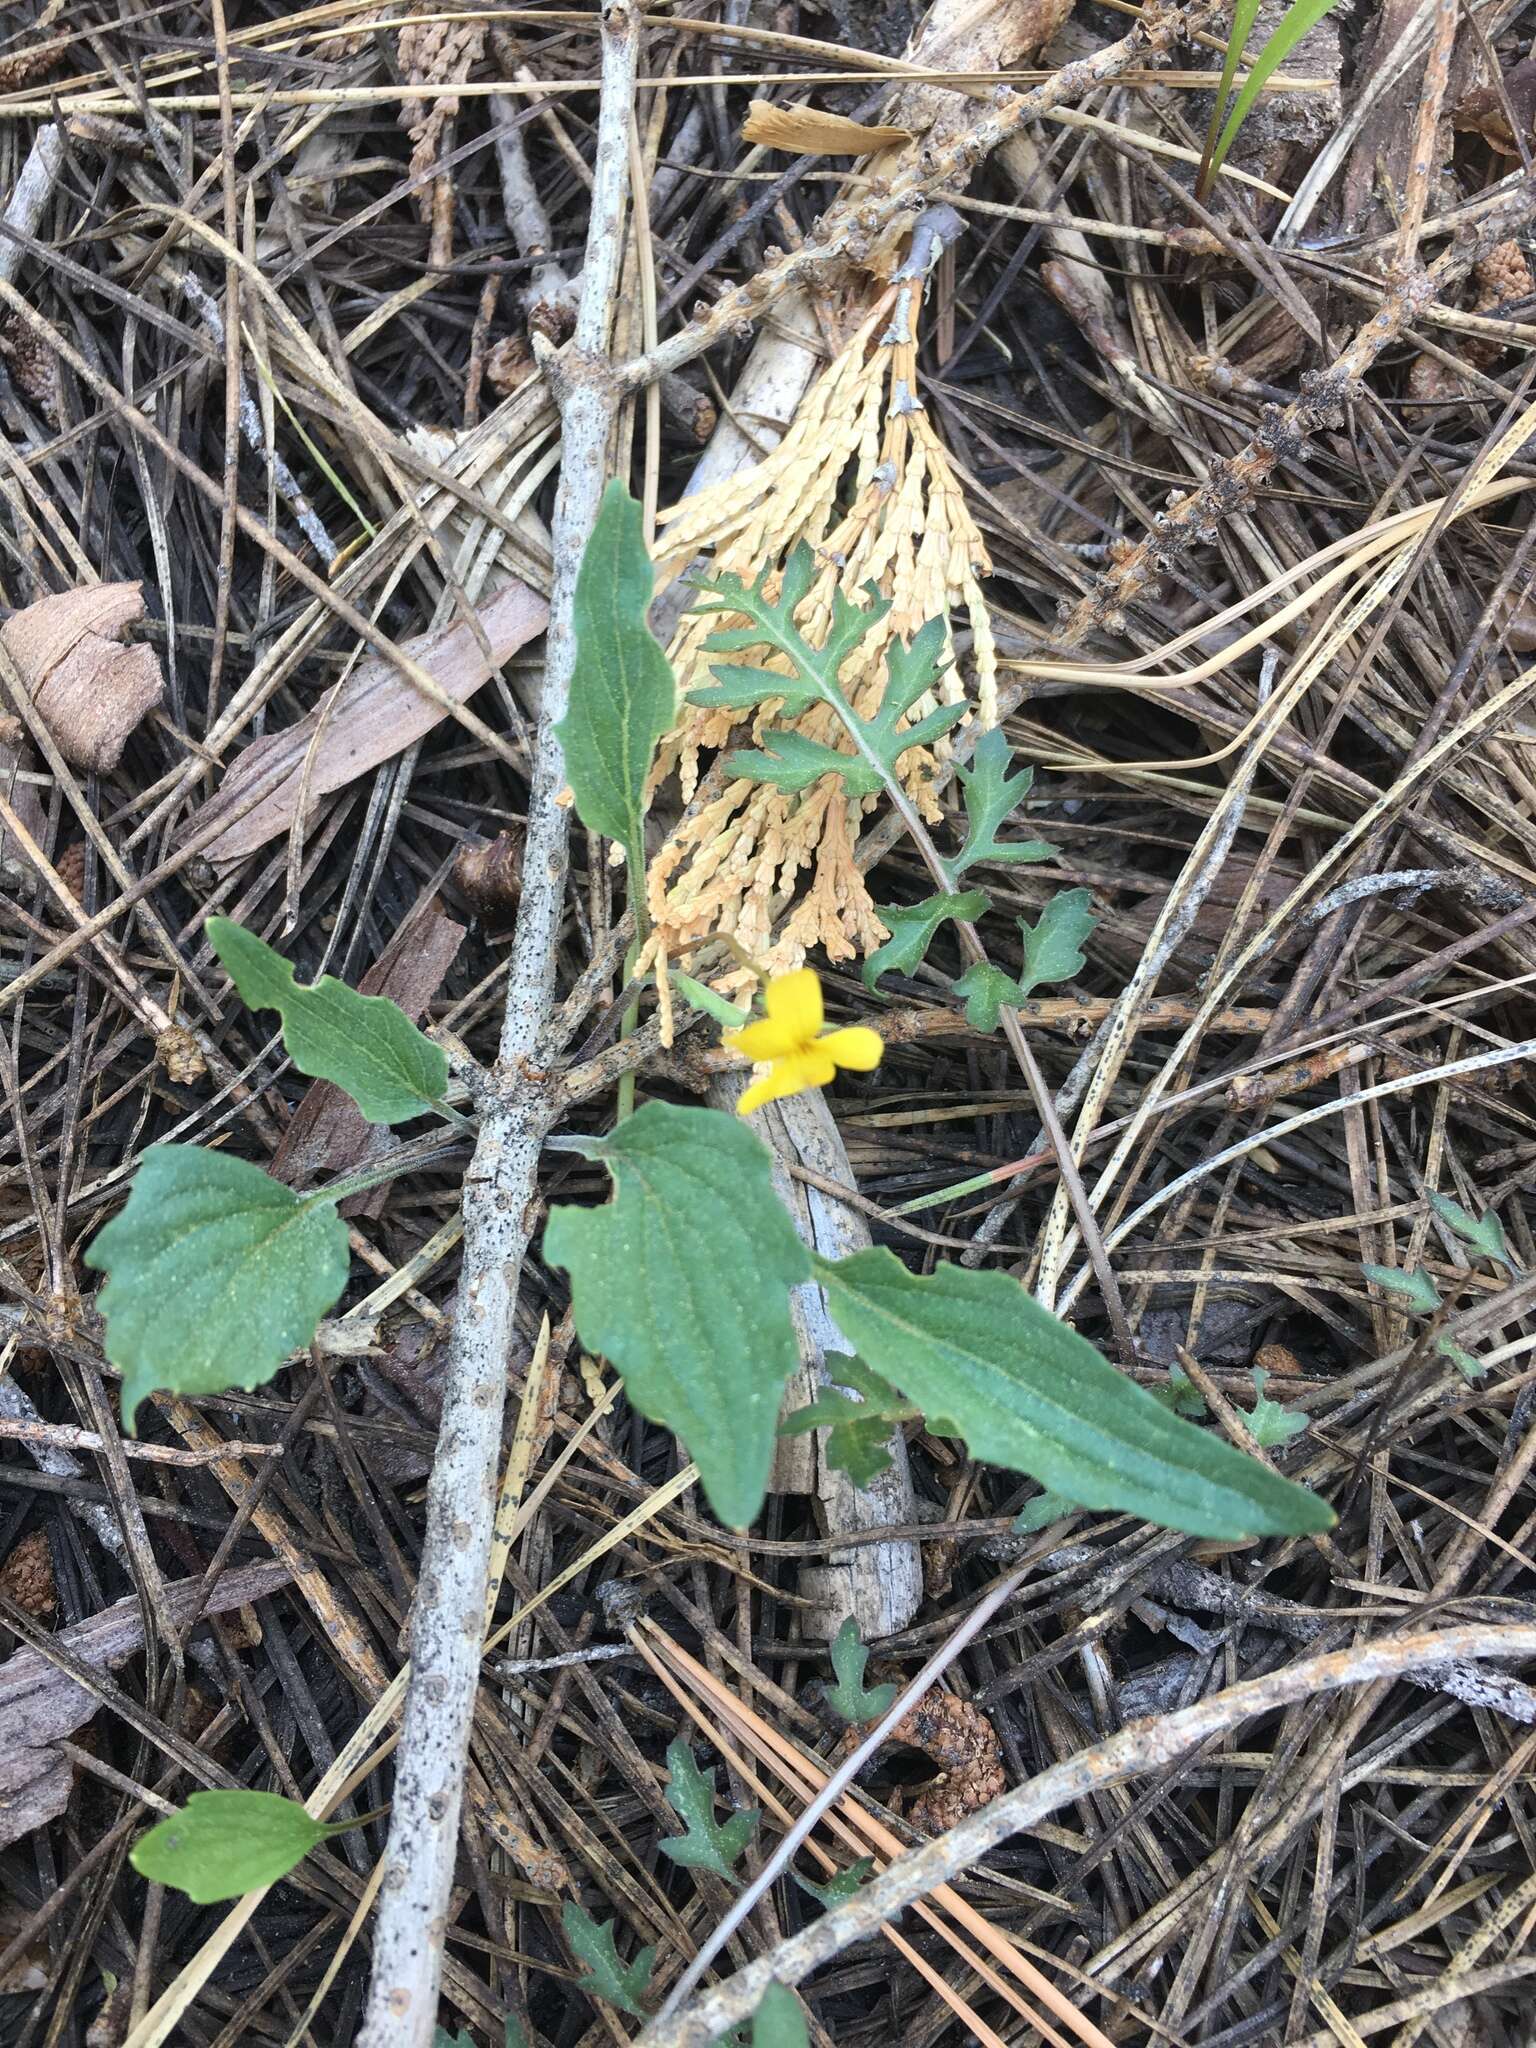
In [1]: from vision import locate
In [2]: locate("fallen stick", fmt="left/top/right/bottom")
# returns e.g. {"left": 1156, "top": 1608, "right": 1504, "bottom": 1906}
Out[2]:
{"left": 354, "top": 7, "right": 640, "bottom": 2042}
{"left": 638, "top": 1623, "right": 1536, "bottom": 2046}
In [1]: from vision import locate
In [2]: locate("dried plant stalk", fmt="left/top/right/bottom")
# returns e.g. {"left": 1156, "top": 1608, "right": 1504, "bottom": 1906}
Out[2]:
{"left": 643, "top": 300, "right": 995, "bottom": 982}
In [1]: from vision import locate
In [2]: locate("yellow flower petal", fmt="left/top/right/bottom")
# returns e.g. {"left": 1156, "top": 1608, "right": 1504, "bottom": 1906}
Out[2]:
{"left": 725, "top": 1015, "right": 803, "bottom": 1062}
{"left": 736, "top": 1047, "right": 835, "bottom": 1116}
{"left": 818, "top": 1025, "right": 884, "bottom": 1073}
{"left": 763, "top": 967, "right": 823, "bottom": 1041}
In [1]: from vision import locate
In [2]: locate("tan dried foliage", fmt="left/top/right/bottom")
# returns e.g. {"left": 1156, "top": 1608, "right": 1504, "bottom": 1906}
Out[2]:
{"left": 643, "top": 303, "right": 996, "bottom": 985}
{"left": 397, "top": 15, "right": 488, "bottom": 199}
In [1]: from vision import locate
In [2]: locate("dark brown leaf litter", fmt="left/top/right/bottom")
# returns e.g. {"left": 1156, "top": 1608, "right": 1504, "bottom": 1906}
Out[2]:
{"left": 2, "top": 0, "right": 1536, "bottom": 2042}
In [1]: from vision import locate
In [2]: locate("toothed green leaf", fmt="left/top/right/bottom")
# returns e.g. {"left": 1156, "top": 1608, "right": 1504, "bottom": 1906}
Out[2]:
{"left": 953, "top": 728, "right": 1055, "bottom": 875}
{"left": 86, "top": 1145, "right": 349, "bottom": 1431}
{"left": 686, "top": 661, "right": 823, "bottom": 715}
{"left": 1015, "top": 887, "right": 1096, "bottom": 999}
{"left": 563, "top": 1903, "right": 655, "bottom": 2020}
{"left": 659, "top": 1741, "right": 758, "bottom": 1882}
{"left": 815, "top": 1248, "right": 1334, "bottom": 1539}
{"left": 824, "top": 1615, "right": 899, "bottom": 1724}
{"left": 208, "top": 917, "right": 446, "bottom": 1124}
{"left": 543, "top": 1104, "right": 810, "bottom": 1527}
{"left": 1362, "top": 1263, "right": 1443, "bottom": 1314}
{"left": 779, "top": 1358, "right": 916, "bottom": 1489}
{"left": 726, "top": 730, "right": 882, "bottom": 796}
{"left": 554, "top": 480, "right": 676, "bottom": 864}
{"left": 1245, "top": 1367, "right": 1306, "bottom": 1448}
{"left": 1429, "top": 1192, "right": 1514, "bottom": 1270}
{"left": 951, "top": 961, "right": 1020, "bottom": 1033}
{"left": 795, "top": 1856, "right": 875, "bottom": 1909}
{"left": 863, "top": 890, "right": 989, "bottom": 993}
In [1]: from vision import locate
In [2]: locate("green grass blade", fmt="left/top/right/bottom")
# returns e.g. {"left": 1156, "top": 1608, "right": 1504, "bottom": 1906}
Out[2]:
{"left": 1196, "top": 0, "right": 1266, "bottom": 199}
{"left": 1204, "top": 0, "right": 1341, "bottom": 196}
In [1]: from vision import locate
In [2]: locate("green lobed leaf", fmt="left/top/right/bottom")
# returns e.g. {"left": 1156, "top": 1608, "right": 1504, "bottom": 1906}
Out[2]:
{"left": 554, "top": 480, "right": 677, "bottom": 863}
{"left": 815, "top": 1248, "right": 1334, "bottom": 1539}
{"left": 563, "top": 1902, "right": 655, "bottom": 2020}
{"left": 726, "top": 729, "right": 882, "bottom": 797}
{"left": 778, "top": 1357, "right": 916, "bottom": 1489}
{"left": 953, "top": 729, "right": 1056, "bottom": 876}
{"left": 1429, "top": 1191, "right": 1514, "bottom": 1270}
{"left": 863, "top": 890, "right": 989, "bottom": 994}
{"left": 794, "top": 1855, "right": 875, "bottom": 1909}
{"left": 951, "top": 961, "right": 1020, "bottom": 1034}
{"left": 824, "top": 1615, "right": 899, "bottom": 1724}
{"left": 542, "top": 1103, "right": 810, "bottom": 1527}
{"left": 209, "top": 917, "right": 447, "bottom": 1124}
{"left": 130, "top": 1790, "right": 343, "bottom": 1903}
{"left": 86, "top": 1145, "right": 350, "bottom": 1431}
{"left": 659, "top": 1740, "right": 759, "bottom": 1882}
{"left": 1016, "top": 887, "right": 1096, "bottom": 999}
{"left": 1362, "top": 1263, "right": 1443, "bottom": 1314}
{"left": 1151, "top": 1363, "right": 1207, "bottom": 1418}
{"left": 1245, "top": 1367, "right": 1306, "bottom": 1449}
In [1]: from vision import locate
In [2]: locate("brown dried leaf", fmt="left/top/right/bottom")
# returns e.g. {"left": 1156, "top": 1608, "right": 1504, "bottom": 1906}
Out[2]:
{"left": 1, "top": 583, "right": 164, "bottom": 773}
{"left": 1453, "top": 55, "right": 1536, "bottom": 155}
{"left": 179, "top": 579, "right": 547, "bottom": 868}
{"left": 742, "top": 99, "right": 913, "bottom": 155}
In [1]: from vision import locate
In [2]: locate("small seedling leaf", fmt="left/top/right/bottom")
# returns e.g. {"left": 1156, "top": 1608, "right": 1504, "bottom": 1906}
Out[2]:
{"left": 795, "top": 1855, "right": 875, "bottom": 1909}
{"left": 86, "top": 1145, "right": 350, "bottom": 1430}
{"left": 1245, "top": 1367, "right": 1306, "bottom": 1449}
{"left": 130, "top": 1790, "right": 340, "bottom": 1903}
{"left": 563, "top": 1902, "right": 655, "bottom": 2020}
{"left": 1436, "top": 1333, "right": 1488, "bottom": 1381}
{"left": 555, "top": 480, "right": 677, "bottom": 865}
{"left": 1203, "top": 0, "right": 1341, "bottom": 196}
{"left": 209, "top": 917, "right": 447, "bottom": 1124}
{"left": 1010, "top": 1488, "right": 1078, "bottom": 1534}
{"left": 863, "top": 890, "right": 990, "bottom": 993}
{"left": 816, "top": 1249, "right": 1333, "bottom": 1539}
{"left": 951, "top": 961, "right": 1021, "bottom": 1033}
{"left": 659, "top": 1740, "right": 759, "bottom": 1881}
{"left": 1362, "top": 1263, "right": 1443, "bottom": 1314}
{"left": 954, "top": 729, "right": 1055, "bottom": 875}
{"left": 1429, "top": 1192, "right": 1513, "bottom": 1269}
{"left": 778, "top": 1358, "right": 915, "bottom": 1490}
{"left": 544, "top": 1103, "right": 809, "bottom": 1527}
{"left": 1016, "top": 887, "right": 1095, "bottom": 999}
{"left": 825, "top": 1615, "right": 899, "bottom": 1723}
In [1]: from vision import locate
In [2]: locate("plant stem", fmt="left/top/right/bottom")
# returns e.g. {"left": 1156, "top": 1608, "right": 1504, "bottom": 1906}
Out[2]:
{"left": 616, "top": 833, "right": 649, "bottom": 1121}
{"left": 355, "top": 10, "right": 639, "bottom": 2041}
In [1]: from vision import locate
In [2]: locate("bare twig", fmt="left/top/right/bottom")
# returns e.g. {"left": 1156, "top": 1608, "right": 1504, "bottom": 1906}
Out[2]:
{"left": 355, "top": 10, "right": 640, "bottom": 2043}
{"left": 639, "top": 1625, "right": 1536, "bottom": 2046}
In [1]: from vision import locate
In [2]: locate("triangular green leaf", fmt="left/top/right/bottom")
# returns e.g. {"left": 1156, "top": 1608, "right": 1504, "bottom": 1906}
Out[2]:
{"left": 208, "top": 917, "right": 447, "bottom": 1124}
{"left": 1016, "top": 887, "right": 1095, "bottom": 999}
{"left": 554, "top": 480, "right": 677, "bottom": 863}
{"left": 543, "top": 1103, "right": 810, "bottom": 1527}
{"left": 659, "top": 1740, "right": 758, "bottom": 1881}
{"left": 1245, "top": 1368, "right": 1306, "bottom": 1448}
{"left": 130, "top": 1790, "right": 340, "bottom": 1903}
{"left": 824, "top": 1615, "right": 898, "bottom": 1724}
{"left": 86, "top": 1145, "right": 350, "bottom": 1431}
{"left": 562, "top": 1902, "right": 655, "bottom": 2020}
{"left": 1362, "top": 1263, "right": 1442, "bottom": 1314}
{"left": 815, "top": 1249, "right": 1333, "bottom": 1539}
{"left": 954, "top": 729, "right": 1055, "bottom": 876}
{"left": 863, "top": 890, "right": 989, "bottom": 993}
{"left": 951, "top": 961, "right": 1021, "bottom": 1033}
{"left": 725, "top": 729, "right": 881, "bottom": 797}
{"left": 794, "top": 1855, "right": 875, "bottom": 1909}
{"left": 1429, "top": 1192, "right": 1514, "bottom": 1270}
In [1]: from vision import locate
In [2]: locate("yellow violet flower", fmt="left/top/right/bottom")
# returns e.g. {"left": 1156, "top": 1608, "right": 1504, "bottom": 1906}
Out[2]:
{"left": 725, "top": 968, "right": 883, "bottom": 1116}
